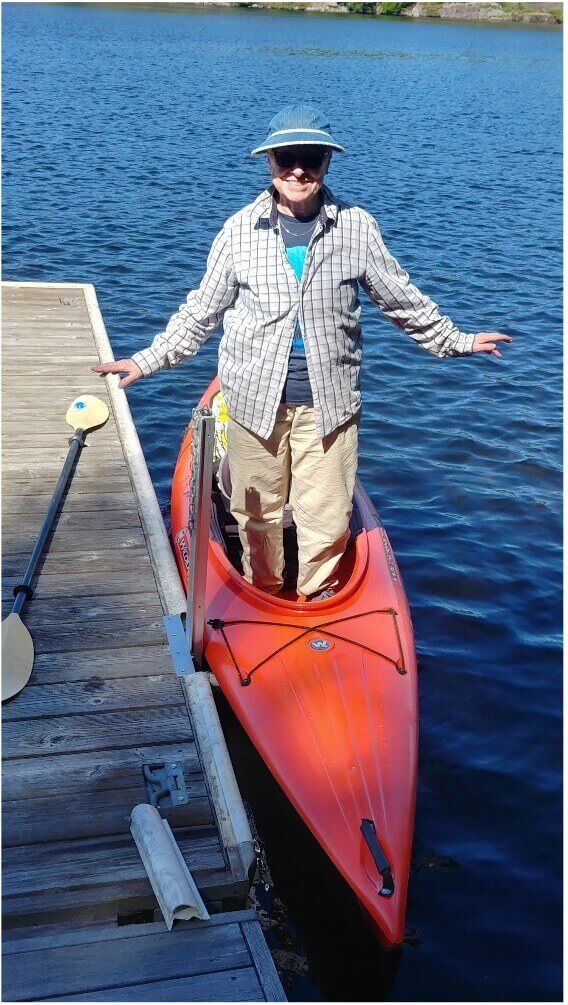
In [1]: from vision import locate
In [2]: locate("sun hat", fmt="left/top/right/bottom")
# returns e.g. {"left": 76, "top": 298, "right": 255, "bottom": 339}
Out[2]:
{"left": 251, "top": 104, "right": 345, "bottom": 156}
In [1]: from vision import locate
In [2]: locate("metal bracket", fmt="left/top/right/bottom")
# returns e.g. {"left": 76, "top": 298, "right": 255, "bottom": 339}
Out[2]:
{"left": 163, "top": 614, "right": 195, "bottom": 676}
{"left": 142, "top": 762, "right": 189, "bottom": 808}
{"left": 186, "top": 408, "right": 215, "bottom": 667}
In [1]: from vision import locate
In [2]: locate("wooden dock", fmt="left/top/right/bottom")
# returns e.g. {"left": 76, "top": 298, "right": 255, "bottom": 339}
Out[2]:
{"left": 2, "top": 282, "right": 285, "bottom": 1002}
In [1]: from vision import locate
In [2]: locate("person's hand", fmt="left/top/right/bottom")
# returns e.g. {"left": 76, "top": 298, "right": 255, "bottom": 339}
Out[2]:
{"left": 471, "top": 332, "right": 513, "bottom": 359}
{"left": 91, "top": 359, "right": 143, "bottom": 389}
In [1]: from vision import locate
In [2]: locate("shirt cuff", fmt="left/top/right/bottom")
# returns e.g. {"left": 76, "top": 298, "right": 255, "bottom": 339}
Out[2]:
{"left": 130, "top": 347, "right": 164, "bottom": 377}
{"left": 452, "top": 331, "right": 476, "bottom": 356}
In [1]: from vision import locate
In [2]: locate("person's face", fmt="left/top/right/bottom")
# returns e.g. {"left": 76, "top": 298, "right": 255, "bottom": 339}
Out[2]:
{"left": 268, "top": 145, "right": 331, "bottom": 207}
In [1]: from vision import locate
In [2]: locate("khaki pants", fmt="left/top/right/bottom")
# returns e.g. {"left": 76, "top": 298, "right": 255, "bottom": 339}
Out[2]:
{"left": 227, "top": 405, "right": 358, "bottom": 596}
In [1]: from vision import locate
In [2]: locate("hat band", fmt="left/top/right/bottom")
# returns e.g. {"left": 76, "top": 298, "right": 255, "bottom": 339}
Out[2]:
{"left": 267, "top": 127, "right": 333, "bottom": 141}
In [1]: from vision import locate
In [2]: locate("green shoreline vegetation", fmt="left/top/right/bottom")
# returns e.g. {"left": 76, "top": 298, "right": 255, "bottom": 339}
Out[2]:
{"left": 65, "top": 1, "right": 563, "bottom": 24}
{"left": 240, "top": 2, "right": 563, "bottom": 23}
{"left": 352, "top": 1, "right": 561, "bottom": 19}
{"left": 85, "top": 1, "right": 562, "bottom": 24}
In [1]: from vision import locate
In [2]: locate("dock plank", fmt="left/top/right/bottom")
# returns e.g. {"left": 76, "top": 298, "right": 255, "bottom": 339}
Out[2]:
{"left": 2, "top": 529, "right": 149, "bottom": 555}
{"left": 241, "top": 919, "right": 288, "bottom": 1001}
{"left": 2, "top": 474, "right": 133, "bottom": 496}
{"left": 3, "top": 359, "right": 101, "bottom": 371}
{"left": 3, "top": 510, "right": 139, "bottom": 536}
{"left": 3, "top": 376, "right": 106, "bottom": 390}
{"left": 2, "top": 591, "right": 165, "bottom": 623}
{"left": 2, "top": 913, "right": 272, "bottom": 1003}
{"left": 3, "top": 555, "right": 149, "bottom": 590}
{"left": 2, "top": 449, "right": 125, "bottom": 469}
{"left": 2, "top": 569, "right": 158, "bottom": 602}
{"left": 2, "top": 439, "right": 119, "bottom": 455}
{"left": 3, "top": 742, "right": 202, "bottom": 800}
{"left": 3, "top": 530, "right": 150, "bottom": 561}
{"left": 2, "top": 547, "right": 154, "bottom": 578}
{"left": 13, "top": 917, "right": 248, "bottom": 991}
{"left": 2, "top": 674, "right": 184, "bottom": 720}
{"left": 0, "top": 612, "right": 167, "bottom": 654}
{"left": 3, "top": 786, "right": 213, "bottom": 846}
{"left": 4, "top": 831, "right": 225, "bottom": 896}
{"left": 3, "top": 705, "right": 194, "bottom": 758}
{"left": 3, "top": 830, "right": 228, "bottom": 924}
{"left": 2, "top": 491, "right": 139, "bottom": 514}
{"left": 2, "top": 645, "right": 177, "bottom": 684}
{"left": 51, "top": 967, "right": 265, "bottom": 1001}
{"left": 1, "top": 458, "right": 135, "bottom": 480}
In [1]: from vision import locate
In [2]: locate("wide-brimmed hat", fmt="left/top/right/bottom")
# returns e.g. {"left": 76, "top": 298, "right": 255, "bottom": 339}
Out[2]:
{"left": 251, "top": 104, "right": 345, "bottom": 156}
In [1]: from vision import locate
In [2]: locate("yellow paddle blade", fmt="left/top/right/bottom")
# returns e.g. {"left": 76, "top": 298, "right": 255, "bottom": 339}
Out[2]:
{"left": 2, "top": 612, "right": 35, "bottom": 702}
{"left": 65, "top": 395, "right": 109, "bottom": 432}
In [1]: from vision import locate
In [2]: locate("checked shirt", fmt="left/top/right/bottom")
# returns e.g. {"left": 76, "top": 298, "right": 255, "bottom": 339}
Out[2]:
{"left": 131, "top": 185, "right": 474, "bottom": 439}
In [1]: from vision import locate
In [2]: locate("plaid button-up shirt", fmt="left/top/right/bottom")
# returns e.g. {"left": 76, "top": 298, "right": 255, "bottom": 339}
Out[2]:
{"left": 131, "top": 185, "right": 474, "bottom": 439}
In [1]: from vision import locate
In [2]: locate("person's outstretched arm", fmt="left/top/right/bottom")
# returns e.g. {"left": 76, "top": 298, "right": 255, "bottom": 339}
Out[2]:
{"left": 92, "top": 225, "right": 238, "bottom": 388}
{"left": 359, "top": 215, "right": 511, "bottom": 359}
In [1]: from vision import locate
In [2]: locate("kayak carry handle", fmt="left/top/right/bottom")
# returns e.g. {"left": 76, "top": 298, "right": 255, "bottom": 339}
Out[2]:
{"left": 361, "top": 818, "right": 394, "bottom": 898}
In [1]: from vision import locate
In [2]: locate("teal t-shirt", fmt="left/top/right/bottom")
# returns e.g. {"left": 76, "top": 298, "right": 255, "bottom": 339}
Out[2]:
{"left": 278, "top": 210, "right": 319, "bottom": 405}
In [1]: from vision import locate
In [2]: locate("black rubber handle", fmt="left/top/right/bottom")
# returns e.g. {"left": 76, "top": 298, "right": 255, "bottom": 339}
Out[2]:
{"left": 361, "top": 818, "right": 394, "bottom": 898}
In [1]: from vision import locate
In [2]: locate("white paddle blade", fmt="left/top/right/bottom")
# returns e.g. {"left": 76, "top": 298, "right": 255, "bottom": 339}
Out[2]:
{"left": 2, "top": 613, "right": 35, "bottom": 701}
{"left": 66, "top": 395, "right": 109, "bottom": 432}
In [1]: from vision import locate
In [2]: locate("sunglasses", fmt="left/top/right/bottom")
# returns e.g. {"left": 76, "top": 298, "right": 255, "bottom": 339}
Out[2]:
{"left": 272, "top": 146, "right": 329, "bottom": 172}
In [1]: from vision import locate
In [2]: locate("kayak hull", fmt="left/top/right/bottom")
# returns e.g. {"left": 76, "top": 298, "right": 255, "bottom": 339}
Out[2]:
{"left": 171, "top": 379, "right": 417, "bottom": 950}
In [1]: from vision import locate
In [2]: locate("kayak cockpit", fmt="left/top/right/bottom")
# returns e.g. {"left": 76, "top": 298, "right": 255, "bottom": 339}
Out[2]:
{"left": 208, "top": 454, "right": 376, "bottom": 602}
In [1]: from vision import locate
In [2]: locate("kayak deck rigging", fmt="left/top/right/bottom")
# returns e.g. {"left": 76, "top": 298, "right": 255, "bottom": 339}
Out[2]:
{"left": 208, "top": 606, "right": 407, "bottom": 687}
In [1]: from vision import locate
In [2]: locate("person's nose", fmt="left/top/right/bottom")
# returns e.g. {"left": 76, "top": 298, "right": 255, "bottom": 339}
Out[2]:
{"left": 291, "top": 164, "right": 305, "bottom": 176}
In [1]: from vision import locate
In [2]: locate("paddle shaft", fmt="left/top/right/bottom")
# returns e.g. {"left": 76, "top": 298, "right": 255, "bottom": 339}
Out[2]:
{"left": 11, "top": 429, "right": 86, "bottom": 617}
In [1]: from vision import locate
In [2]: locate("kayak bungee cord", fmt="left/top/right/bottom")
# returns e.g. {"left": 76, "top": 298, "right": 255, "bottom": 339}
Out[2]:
{"left": 208, "top": 607, "right": 407, "bottom": 687}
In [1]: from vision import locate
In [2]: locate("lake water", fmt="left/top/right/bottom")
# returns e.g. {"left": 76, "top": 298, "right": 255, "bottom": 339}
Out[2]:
{"left": 3, "top": 3, "right": 562, "bottom": 1001}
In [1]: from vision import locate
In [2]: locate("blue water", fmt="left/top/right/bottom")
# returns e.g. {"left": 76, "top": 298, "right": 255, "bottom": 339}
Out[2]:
{"left": 3, "top": 4, "right": 562, "bottom": 1000}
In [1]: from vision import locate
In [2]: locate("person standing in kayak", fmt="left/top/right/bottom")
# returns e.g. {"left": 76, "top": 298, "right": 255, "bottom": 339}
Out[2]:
{"left": 92, "top": 104, "right": 511, "bottom": 602}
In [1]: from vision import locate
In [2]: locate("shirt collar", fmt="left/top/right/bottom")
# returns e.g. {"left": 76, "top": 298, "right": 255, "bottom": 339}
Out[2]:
{"left": 253, "top": 184, "right": 339, "bottom": 229}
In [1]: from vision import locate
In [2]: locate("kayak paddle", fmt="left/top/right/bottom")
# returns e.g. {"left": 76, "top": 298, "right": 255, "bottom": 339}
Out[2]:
{"left": 2, "top": 395, "right": 110, "bottom": 702}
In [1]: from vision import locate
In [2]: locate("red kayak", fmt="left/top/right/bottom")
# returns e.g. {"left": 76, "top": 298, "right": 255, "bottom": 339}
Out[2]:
{"left": 171, "top": 377, "right": 417, "bottom": 949}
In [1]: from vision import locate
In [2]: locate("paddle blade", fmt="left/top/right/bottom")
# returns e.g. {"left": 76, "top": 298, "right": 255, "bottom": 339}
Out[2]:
{"left": 66, "top": 395, "right": 109, "bottom": 432}
{"left": 2, "top": 613, "right": 35, "bottom": 701}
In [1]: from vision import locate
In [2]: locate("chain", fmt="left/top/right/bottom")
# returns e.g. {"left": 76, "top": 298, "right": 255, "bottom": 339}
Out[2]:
{"left": 254, "top": 834, "right": 271, "bottom": 893}
{"left": 278, "top": 215, "right": 317, "bottom": 240}
{"left": 245, "top": 802, "right": 272, "bottom": 893}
